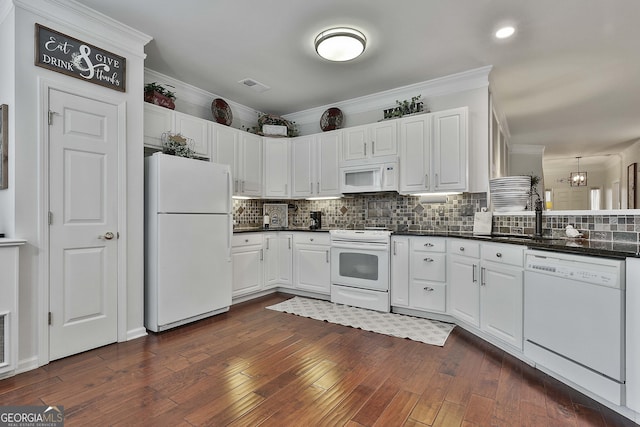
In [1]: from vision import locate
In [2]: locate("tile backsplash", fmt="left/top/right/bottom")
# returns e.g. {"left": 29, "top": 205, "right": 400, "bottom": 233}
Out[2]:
{"left": 234, "top": 193, "right": 640, "bottom": 244}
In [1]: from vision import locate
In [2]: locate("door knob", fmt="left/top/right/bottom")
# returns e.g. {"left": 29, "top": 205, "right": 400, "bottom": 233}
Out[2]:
{"left": 100, "top": 231, "right": 115, "bottom": 240}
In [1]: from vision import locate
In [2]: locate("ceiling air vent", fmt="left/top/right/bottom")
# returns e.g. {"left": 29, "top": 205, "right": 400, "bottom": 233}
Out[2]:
{"left": 238, "top": 78, "right": 270, "bottom": 93}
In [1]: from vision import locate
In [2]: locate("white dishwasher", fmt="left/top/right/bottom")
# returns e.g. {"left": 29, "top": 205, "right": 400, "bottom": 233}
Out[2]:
{"left": 524, "top": 249, "right": 625, "bottom": 405}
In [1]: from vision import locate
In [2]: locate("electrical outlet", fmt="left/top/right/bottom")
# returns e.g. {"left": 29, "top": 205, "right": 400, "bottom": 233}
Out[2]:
{"left": 438, "top": 205, "right": 445, "bottom": 216}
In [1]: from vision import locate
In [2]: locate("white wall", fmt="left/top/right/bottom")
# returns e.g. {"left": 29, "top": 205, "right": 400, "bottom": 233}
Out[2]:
{"left": 8, "top": 0, "right": 150, "bottom": 371}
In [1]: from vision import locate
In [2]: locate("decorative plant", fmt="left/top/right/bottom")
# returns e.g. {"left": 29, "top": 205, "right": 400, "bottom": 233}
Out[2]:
{"left": 144, "top": 82, "right": 176, "bottom": 100}
{"left": 256, "top": 113, "right": 299, "bottom": 137}
{"left": 384, "top": 95, "right": 426, "bottom": 119}
{"left": 161, "top": 132, "right": 196, "bottom": 158}
{"left": 527, "top": 174, "right": 542, "bottom": 210}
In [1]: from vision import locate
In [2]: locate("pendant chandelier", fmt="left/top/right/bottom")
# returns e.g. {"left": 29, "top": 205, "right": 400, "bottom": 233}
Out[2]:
{"left": 569, "top": 156, "right": 587, "bottom": 186}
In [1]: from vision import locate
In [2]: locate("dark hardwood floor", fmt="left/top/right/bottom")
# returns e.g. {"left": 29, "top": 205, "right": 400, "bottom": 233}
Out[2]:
{"left": 0, "top": 293, "right": 637, "bottom": 426}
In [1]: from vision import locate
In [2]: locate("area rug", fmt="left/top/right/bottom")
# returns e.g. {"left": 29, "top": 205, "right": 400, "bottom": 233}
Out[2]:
{"left": 266, "top": 296, "right": 455, "bottom": 347}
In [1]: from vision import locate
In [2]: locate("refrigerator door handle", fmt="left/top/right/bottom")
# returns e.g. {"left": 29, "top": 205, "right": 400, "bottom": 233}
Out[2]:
{"left": 227, "top": 170, "right": 233, "bottom": 258}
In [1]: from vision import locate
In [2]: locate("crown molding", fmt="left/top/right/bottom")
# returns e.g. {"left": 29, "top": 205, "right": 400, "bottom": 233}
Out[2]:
{"left": 14, "top": 0, "right": 151, "bottom": 58}
{"left": 145, "top": 68, "right": 259, "bottom": 125}
{"left": 284, "top": 65, "right": 492, "bottom": 124}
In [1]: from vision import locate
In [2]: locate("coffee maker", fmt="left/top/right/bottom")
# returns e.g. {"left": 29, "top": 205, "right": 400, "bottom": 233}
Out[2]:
{"left": 309, "top": 211, "right": 322, "bottom": 230}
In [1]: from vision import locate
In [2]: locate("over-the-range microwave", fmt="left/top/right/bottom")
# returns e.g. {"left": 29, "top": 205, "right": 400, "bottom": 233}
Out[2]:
{"left": 340, "top": 160, "right": 398, "bottom": 193}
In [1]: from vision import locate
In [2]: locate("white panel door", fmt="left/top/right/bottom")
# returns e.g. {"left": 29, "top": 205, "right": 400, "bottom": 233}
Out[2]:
{"left": 49, "top": 89, "right": 119, "bottom": 360}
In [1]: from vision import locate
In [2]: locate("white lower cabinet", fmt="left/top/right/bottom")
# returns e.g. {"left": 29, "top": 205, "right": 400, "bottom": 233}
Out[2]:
{"left": 479, "top": 243, "right": 524, "bottom": 350}
{"left": 390, "top": 236, "right": 410, "bottom": 307}
{"left": 447, "top": 239, "right": 524, "bottom": 350}
{"left": 293, "top": 233, "right": 331, "bottom": 294}
{"left": 231, "top": 234, "right": 264, "bottom": 297}
{"left": 264, "top": 233, "right": 293, "bottom": 289}
{"left": 390, "top": 236, "right": 446, "bottom": 312}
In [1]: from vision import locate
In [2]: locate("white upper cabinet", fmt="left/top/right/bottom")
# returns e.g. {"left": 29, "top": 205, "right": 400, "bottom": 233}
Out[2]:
{"left": 399, "top": 107, "right": 468, "bottom": 194}
{"left": 432, "top": 107, "right": 467, "bottom": 192}
{"left": 239, "top": 132, "right": 263, "bottom": 197}
{"left": 174, "top": 111, "right": 210, "bottom": 158}
{"left": 291, "top": 135, "right": 314, "bottom": 198}
{"left": 143, "top": 103, "right": 210, "bottom": 158}
{"left": 291, "top": 131, "right": 341, "bottom": 198}
{"left": 342, "top": 121, "right": 397, "bottom": 162}
{"left": 211, "top": 123, "right": 262, "bottom": 197}
{"left": 263, "top": 137, "right": 290, "bottom": 198}
{"left": 316, "top": 130, "right": 341, "bottom": 196}
{"left": 399, "top": 114, "right": 431, "bottom": 194}
{"left": 143, "top": 103, "right": 173, "bottom": 149}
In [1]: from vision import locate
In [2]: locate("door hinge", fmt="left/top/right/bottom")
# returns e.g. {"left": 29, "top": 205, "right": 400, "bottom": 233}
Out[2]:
{"left": 48, "top": 312, "right": 52, "bottom": 325}
{"left": 48, "top": 211, "right": 53, "bottom": 225}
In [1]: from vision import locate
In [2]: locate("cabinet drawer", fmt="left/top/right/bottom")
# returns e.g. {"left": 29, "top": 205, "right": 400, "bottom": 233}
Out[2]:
{"left": 411, "top": 252, "right": 446, "bottom": 282}
{"left": 232, "top": 233, "right": 263, "bottom": 247}
{"left": 448, "top": 239, "right": 480, "bottom": 258}
{"left": 411, "top": 237, "right": 446, "bottom": 252}
{"left": 410, "top": 281, "right": 446, "bottom": 312}
{"left": 481, "top": 243, "right": 524, "bottom": 267}
{"left": 293, "top": 232, "right": 330, "bottom": 245}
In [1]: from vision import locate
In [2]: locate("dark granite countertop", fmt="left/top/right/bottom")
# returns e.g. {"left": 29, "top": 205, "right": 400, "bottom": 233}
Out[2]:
{"left": 233, "top": 227, "right": 640, "bottom": 258}
{"left": 393, "top": 231, "right": 640, "bottom": 259}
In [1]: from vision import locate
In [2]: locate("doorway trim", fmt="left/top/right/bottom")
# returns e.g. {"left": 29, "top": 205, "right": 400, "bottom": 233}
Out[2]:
{"left": 37, "top": 78, "right": 128, "bottom": 366}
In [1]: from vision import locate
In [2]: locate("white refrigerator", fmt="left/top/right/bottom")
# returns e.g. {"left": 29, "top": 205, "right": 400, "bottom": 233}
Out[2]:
{"left": 145, "top": 152, "right": 232, "bottom": 332}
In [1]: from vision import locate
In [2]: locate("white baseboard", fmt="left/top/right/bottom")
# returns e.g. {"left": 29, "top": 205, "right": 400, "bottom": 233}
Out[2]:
{"left": 126, "top": 327, "right": 148, "bottom": 341}
{"left": 16, "top": 356, "right": 39, "bottom": 374}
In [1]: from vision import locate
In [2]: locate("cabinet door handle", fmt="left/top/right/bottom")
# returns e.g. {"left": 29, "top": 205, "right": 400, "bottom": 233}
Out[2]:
{"left": 234, "top": 179, "right": 239, "bottom": 193}
{"left": 285, "top": 183, "right": 288, "bottom": 194}
{"left": 425, "top": 174, "right": 429, "bottom": 189}
{"left": 317, "top": 182, "right": 320, "bottom": 194}
{"left": 423, "top": 257, "right": 434, "bottom": 262}
{"left": 472, "top": 264, "right": 477, "bottom": 283}
{"left": 260, "top": 249, "right": 263, "bottom": 261}
{"left": 364, "top": 142, "right": 367, "bottom": 156}
{"left": 496, "top": 252, "right": 502, "bottom": 258}
{"left": 435, "top": 173, "right": 439, "bottom": 188}
{"left": 326, "top": 250, "right": 329, "bottom": 263}
{"left": 481, "top": 267, "right": 486, "bottom": 286}
{"left": 310, "top": 238, "right": 314, "bottom": 242}
{"left": 423, "top": 287, "right": 434, "bottom": 292}
{"left": 288, "top": 238, "right": 291, "bottom": 250}
{"left": 266, "top": 239, "right": 269, "bottom": 250}
{"left": 242, "top": 180, "right": 245, "bottom": 192}
{"left": 460, "top": 246, "right": 465, "bottom": 251}
{"left": 310, "top": 182, "right": 313, "bottom": 193}
{"left": 393, "top": 241, "right": 397, "bottom": 255}
{"left": 372, "top": 141, "right": 375, "bottom": 155}
{"left": 424, "top": 243, "right": 434, "bottom": 247}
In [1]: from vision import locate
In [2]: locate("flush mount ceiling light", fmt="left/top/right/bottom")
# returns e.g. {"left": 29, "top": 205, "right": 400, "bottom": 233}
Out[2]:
{"left": 495, "top": 25, "right": 515, "bottom": 39}
{"left": 315, "top": 27, "right": 366, "bottom": 61}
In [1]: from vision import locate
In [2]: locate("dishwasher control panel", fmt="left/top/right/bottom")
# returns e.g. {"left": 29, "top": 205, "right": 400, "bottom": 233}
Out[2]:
{"left": 525, "top": 251, "right": 624, "bottom": 289}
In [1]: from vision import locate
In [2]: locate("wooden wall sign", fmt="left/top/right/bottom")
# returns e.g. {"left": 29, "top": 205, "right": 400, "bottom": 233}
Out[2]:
{"left": 35, "top": 24, "right": 126, "bottom": 92}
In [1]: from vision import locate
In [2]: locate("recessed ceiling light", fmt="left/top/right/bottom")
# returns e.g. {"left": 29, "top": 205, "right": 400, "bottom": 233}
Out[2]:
{"left": 315, "top": 27, "right": 366, "bottom": 62}
{"left": 495, "top": 26, "right": 515, "bottom": 39}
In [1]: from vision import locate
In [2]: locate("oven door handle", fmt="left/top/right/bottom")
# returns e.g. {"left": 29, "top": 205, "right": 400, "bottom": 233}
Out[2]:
{"left": 331, "top": 241, "right": 389, "bottom": 251}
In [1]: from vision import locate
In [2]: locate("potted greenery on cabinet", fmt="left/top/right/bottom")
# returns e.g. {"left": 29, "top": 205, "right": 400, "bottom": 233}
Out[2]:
{"left": 144, "top": 82, "right": 176, "bottom": 110}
